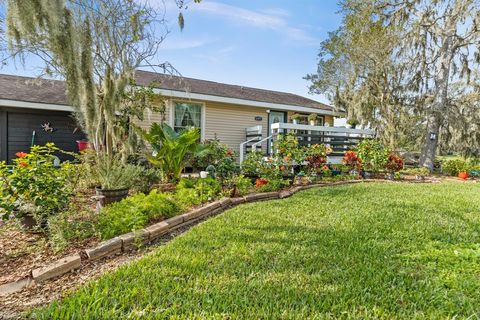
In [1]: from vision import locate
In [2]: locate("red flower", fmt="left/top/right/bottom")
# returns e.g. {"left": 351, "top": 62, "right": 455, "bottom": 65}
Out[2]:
{"left": 226, "top": 149, "right": 234, "bottom": 157}
{"left": 15, "top": 152, "right": 28, "bottom": 158}
{"left": 255, "top": 178, "right": 268, "bottom": 187}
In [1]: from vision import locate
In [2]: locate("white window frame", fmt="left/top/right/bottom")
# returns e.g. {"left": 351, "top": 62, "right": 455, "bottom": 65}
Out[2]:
{"left": 168, "top": 99, "right": 206, "bottom": 141}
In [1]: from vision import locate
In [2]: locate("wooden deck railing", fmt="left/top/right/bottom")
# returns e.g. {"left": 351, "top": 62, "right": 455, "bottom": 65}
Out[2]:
{"left": 270, "top": 123, "right": 376, "bottom": 157}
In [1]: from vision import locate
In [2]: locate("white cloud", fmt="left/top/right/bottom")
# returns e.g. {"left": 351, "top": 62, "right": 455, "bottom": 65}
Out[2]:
{"left": 190, "top": 1, "right": 317, "bottom": 45}
{"left": 194, "top": 45, "right": 236, "bottom": 63}
{"left": 161, "top": 36, "right": 218, "bottom": 50}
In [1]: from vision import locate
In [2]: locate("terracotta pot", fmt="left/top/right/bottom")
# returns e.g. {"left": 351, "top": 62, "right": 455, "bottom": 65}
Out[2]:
{"left": 458, "top": 172, "right": 469, "bottom": 180}
{"left": 95, "top": 187, "right": 129, "bottom": 206}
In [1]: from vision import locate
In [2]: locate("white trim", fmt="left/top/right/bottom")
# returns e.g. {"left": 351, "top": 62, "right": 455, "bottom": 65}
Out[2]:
{"left": 0, "top": 99, "right": 74, "bottom": 112}
{"left": 152, "top": 88, "right": 342, "bottom": 116}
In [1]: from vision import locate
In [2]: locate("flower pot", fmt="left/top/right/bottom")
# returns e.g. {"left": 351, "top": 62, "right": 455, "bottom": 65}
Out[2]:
{"left": 458, "top": 172, "right": 469, "bottom": 180}
{"left": 292, "top": 119, "right": 298, "bottom": 125}
{"left": 362, "top": 171, "right": 372, "bottom": 179}
{"left": 76, "top": 140, "right": 89, "bottom": 152}
{"left": 309, "top": 120, "right": 316, "bottom": 126}
{"left": 95, "top": 187, "right": 129, "bottom": 206}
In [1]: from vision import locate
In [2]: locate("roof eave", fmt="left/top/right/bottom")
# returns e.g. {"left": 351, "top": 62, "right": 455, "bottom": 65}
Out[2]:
{"left": 152, "top": 88, "right": 339, "bottom": 116}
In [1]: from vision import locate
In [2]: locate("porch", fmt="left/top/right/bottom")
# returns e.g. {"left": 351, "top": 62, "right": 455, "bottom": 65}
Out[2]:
{"left": 240, "top": 123, "right": 376, "bottom": 164}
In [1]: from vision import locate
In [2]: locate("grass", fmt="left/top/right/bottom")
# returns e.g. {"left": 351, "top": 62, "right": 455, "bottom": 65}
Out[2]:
{"left": 32, "top": 182, "right": 480, "bottom": 319}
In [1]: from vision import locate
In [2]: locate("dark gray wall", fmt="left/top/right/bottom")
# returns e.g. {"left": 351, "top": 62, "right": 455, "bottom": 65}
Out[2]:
{"left": 0, "top": 107, "right": 85, "bottom": 163}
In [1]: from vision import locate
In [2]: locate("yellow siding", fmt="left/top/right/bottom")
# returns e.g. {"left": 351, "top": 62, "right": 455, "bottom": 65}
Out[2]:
{"left": 135, "top": 96, "right": 170, "bottom": 130}
{"left": 135, "top": 96, "right": 334, "bottom": 154}
{"left": 204, "top": 101, "right": 268, "bottom": 154}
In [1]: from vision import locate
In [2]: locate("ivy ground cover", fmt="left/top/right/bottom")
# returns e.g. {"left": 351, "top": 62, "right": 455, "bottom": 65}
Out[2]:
{"left": 33, "top": 182, "right": 480, "bottom": 319}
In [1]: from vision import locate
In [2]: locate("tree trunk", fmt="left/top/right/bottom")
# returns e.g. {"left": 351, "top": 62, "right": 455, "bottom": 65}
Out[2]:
{"left": 419, "top": 36, "right": 453, "bottom": 171}
{"left": 419, "top": 113, "right": 441, "bottom": 171}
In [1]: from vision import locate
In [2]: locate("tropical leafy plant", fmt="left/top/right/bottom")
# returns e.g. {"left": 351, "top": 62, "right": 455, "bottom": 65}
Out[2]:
{"left": 138, "top": 123, "right": 206, "bottom": 182}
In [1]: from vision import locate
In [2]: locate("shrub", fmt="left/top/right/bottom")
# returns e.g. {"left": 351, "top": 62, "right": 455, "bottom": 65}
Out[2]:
{"left": 400, "top": 167, "right": 430, "bottom": 177}
{"left": 385, "top": 154, "right": 404, "bottom": 172}
{"left": 0, "top": 144, "right": 78, "bottom": 228}
{"left": 223, "top": 175, "right": 253, "bottom": 197}
{"left": 343, "top": 150, "right": 361, "bottom": 171}
{"left": 175, "top": 178, "right": 222, "bottom": 208}
{"left": 215, "top": 150, "right": 239, "bottom": 182}
{"left": 241, "top": 151, "right": 266, "bottom": 177}
{"left": 132, "top": 167, "right": 162, "bottom": 193}
{"left": 275, "top": 133, "right": 305, "bottom": 166}
{"left": 256, "top": 178, "right": 290, "bottom": 192}
{"left": 356, "top": 139, "right": 388, "bottom": 172}
{"left": 97, "top": 190, "right": 180, "bottom": 240}
{"left": 441, "top": 158, "right": 470, "bottom": 176}
{"left": 191, "top": 139, "right": 229, "bottom": 170}
{"left": 82, "top": 152, "right": 143, "bottom": 190}
{"left": 48, "top": 206, "right": 97, "bottom": 252}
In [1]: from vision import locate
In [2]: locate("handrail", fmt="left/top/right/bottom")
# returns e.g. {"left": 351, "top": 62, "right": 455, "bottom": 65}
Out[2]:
{"left": 251, "top": 135, "right": 272, "bottom": 152}
{"left": 239, "top": 137, "right": 262, "bottom": 164}
{"left": 270, "top": 122, "right": 375, "bottom": 136}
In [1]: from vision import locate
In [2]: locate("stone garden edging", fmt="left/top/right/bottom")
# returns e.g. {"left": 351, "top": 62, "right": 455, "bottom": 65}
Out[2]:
{"left": 1, "top": 178, "right": 429, "bottom": 297}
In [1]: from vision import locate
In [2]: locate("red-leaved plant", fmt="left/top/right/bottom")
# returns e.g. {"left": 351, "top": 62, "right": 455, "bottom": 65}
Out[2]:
{"left": 385, "top": 154, "right": 404, "bottom": 172}
{"left": 343, "top": 151, "right": 361, "bottom": 171}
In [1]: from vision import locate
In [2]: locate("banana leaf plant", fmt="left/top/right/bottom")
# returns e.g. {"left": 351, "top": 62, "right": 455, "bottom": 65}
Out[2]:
{"left": 138, "top": 123, "right": 208, "bottom": 182}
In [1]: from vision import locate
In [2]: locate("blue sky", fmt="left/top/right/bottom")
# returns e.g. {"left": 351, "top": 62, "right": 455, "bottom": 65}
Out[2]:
{"left": 1, "top": 1, "right": 342, "bottom": 104}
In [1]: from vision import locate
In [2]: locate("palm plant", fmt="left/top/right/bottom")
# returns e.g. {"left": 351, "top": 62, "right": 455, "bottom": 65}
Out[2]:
{"left": 139, "top": 123, "right": 206, "bottom": 182}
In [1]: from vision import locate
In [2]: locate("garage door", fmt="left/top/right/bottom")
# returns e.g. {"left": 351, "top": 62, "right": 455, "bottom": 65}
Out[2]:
{"left": 2, "top": 109, "right": 85, "bottom": 162}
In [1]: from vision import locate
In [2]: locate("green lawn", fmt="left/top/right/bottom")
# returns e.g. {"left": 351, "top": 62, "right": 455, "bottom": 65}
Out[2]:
{"left": 33, "top": 182, "right": 480, "bottom": 319}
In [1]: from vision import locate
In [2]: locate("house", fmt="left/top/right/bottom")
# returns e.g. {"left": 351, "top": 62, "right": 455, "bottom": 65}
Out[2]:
{"left": 0, "top": 71, "right": 372, "bottom": 163}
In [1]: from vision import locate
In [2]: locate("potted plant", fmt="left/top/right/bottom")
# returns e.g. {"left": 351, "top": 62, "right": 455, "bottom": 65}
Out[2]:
{"left": 290, "top": 113, "right": 301, "bottom": 125}
{"left": 346, "top": 119, "right": 359, "bottom": 129}
{"left": 458, "top": 171, "right": 469, "bottom": 180}
{"left": 85, "top": 153, "right": 143, "bottom": 206}
{"left": 308, "top": 113, "right": 317, "bottom": 126}
{"left": 385, "top": 153, "right": 404, "bottom": 180}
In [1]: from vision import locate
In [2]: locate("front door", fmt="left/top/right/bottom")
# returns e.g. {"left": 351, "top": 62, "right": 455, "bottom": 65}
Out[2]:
{"left": 268, "top": 111, "right": 286, "bottom": 154}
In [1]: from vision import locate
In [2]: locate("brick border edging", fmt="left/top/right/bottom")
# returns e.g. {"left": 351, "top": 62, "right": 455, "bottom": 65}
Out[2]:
{"left": 0, "top": 178, "right": 435, "bottom": 296}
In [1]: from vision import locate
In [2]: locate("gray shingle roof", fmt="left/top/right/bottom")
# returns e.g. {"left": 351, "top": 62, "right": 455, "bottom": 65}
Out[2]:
{"left": 0, "top": 72, "right": 333, "bottom": 112}
{"left": 0, "top": 74, "right": 68, "bottom": 105}
{"left": 134, "top": 71, "right": 333, "bottom": 111}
